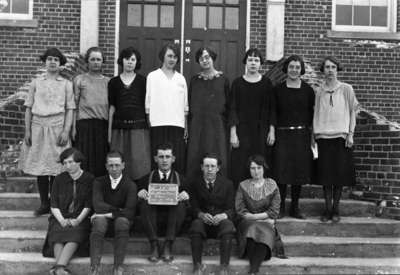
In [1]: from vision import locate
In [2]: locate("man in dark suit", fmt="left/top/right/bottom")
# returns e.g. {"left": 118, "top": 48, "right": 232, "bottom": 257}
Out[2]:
{"left": 89, "top": 151, "right": 137, "bottom": 275}
{"left": 189, "top": 153, "right": 236, "bottom": 275}
{"left": 137, "top": 143, "right": 189, "bottom": 263}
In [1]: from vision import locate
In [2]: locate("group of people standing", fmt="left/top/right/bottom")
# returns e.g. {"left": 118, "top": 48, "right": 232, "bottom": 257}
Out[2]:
{"left": 18, "top": 43, "right": 358, "bottom": 275}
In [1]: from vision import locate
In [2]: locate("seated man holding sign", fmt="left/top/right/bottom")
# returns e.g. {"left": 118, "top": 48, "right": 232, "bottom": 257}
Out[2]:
{"left": 137, "top": 143, "right": 189, "bottom": 263}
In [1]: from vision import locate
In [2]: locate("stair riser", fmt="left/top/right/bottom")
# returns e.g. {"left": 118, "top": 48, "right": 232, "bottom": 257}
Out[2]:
{"left": 2, "top": 238, "right": 398, "bottom": 258}
{"left": 0, "top": 217, "right": 48, "bottom": 230}
{"left": 1, "top": 261, "right": 399, "bottom": 275}
{"left": 0, "top": 198, "right": 376, "bottom": 217}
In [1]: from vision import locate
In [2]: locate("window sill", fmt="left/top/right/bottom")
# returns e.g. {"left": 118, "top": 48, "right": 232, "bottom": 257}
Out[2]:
{"left": 327, "top": 30, "right": 400, "bottom": 41}
{"left": 0, "top": 19, "right": 38, "bottom": 28}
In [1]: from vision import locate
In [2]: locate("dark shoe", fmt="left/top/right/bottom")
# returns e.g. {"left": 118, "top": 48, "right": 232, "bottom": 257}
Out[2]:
{"left": 331, "top": 213, "right": 341, "bottom": 223}
{"left": 289, "top": 207, "right": 306, "bottom": 219}
{"left": 148, "top": 240, "right": 160, "bottom": 262}
{"left": 320, "top": 211, "right": 331, "bottom": 222}
{"left": 219, "top": 265, "right": 229, "bottom": 275}
{"left": 34, "top": 204, "right": 50, "bottom": 216}
{"left": 193, "top": 263, "right": 205, "bottom": 275}
{"left": 161, "top": 240, "right": 174, "bottom": 263}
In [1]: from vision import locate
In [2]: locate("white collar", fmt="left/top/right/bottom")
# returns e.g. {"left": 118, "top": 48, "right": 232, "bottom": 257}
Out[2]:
{"left": 158, "top": 170, "right": 171, "bottom": 180}
{"left": 109, "top": 174, "right": 123, "bottom": 190}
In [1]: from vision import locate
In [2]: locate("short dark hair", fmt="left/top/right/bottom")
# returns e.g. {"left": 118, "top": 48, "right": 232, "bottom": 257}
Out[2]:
{"left": 319, "top": 56, "right": 343, "bottom": 72}
{"left": 282, "top": 55, "right": 306, "bottom": 75}
{"left": 117, "top": 46, "right": 142, "bottom": 70}
{"left": 247, "top": 154, "right": 269, "bottom": 175}
{"left": 201, "top": 152, "right": 221, "bottom": 166}
{"left": 59, "top": 147, "right": 85, "bottom": 164}
{"left": 195, "top": 46, "right": 217, "bottom": 63}
{"left": 40, "top": 47, "right": 67, "bottom": 66}
{"left": 242, "top": 48, "right": 264, "bottom": 65}
{"left": 84, "top": 46, "right": 105, "bottom": 63}
{"left": 106, "top": 150, "right": 124, "bottom": 162}
{"left": 158, "top": 43, "right": 180, "bottom": 64}
{"left": 155, "top": 142, "right": 175, "bottom": 156}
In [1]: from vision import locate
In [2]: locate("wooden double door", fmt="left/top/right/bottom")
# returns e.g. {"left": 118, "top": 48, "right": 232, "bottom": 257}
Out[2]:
{"left": 119, "top": 0, "right": 247, "bottom": 81}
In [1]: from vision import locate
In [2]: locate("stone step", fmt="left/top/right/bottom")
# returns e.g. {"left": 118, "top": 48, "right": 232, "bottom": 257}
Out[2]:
{"left": 0, "top": 253, "right": 399, "bottom": 275}
{"left": 0, "top": 193, "right": 377, "bottom": 217}
{"left": 1, "top": 211, "right": 398, "bottom": 238}
{"left": 0, "top": 177, "right": 36, "bottom": 193}
{"left": 2, "top": 231, "right": 399, "bottom": 258}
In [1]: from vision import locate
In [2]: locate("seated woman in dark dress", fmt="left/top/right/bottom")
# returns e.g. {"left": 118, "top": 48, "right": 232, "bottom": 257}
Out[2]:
{"left": 235, "top": 155, "right": 281, "bottom": 275}
{"left": 43, "top": 148, "right": 94, "bottom": 275}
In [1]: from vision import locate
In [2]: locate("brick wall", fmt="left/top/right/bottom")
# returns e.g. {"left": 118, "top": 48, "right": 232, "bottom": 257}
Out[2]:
{"left": 250, "top": 0, "right": 400, "bottom": 122}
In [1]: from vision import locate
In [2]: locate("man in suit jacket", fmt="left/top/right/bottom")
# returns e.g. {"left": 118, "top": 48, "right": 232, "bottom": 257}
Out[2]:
{"left": 89, "top": 151, "right": 137, "bottom": 275}
{"left": 189, "top": 153, "right": 236, "bottom": 275}
{"left": 137, "top": 143, "right": 189, "bottom": 263}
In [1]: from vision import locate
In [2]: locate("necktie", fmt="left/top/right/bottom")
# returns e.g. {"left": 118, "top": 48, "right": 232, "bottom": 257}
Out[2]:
{"left": 208, "top": 181, "right": 214, "bottom": 192}
{"left": 327, "top": 90, "right": 334, "bottom": 106}
{"left": 68, "top": 180, "right": 76, "bottom": 213}
{"left": 162, "top": 173, "right": 168, "bottom": 182}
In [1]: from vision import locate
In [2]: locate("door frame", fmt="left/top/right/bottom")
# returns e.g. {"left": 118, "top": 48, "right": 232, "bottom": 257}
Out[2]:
{"left": 114, "top": 0, "right": 251, "bottom": 76}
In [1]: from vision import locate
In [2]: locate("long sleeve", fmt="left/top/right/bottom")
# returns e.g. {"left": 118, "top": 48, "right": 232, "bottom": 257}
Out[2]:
{"left": 266, "top": 187, "right": 281, "bottom": 219}
{"left": 235, "top": 186, "right": 249, "bottom": 217}
{"left": 228, "top": 78, "right": 239, "bottom": 127}
{"left": 266, "top": 78, "right": 276, "bottom": 127}
{"left": 92, "top": 178, "right": 119, "bottom": 214}
{"left": 223, "top": 76, "right": 231, "bottom": 121}
{"left": 114, "top": 181, "right": 137, "bottom": 220}
{"left": 50, "top": 175, "right": 61, "bottom": 208}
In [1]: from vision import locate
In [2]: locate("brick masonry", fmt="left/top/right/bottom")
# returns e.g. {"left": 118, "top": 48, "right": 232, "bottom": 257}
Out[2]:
{"left": 0, "top": 0, "right": 399, "bottom": 212}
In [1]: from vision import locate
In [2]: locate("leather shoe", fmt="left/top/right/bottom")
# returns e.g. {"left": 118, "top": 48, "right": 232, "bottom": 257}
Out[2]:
{"left": 320, "top": 211, "right": 330, "bottom": 222}
{"left": 193, "top": 263, "right": 205, "bottom": 275}
{"left": 289, "top": 208, "right": 306, "bottom": 219}
{"left": 34, "top": 204, "right": 50, "bottom": 216}
{"left": 331, "top": 213, "right": 341, "bottom": 223}
{"left": 161, "top": 240, "right": 174, "bottom": 262}
{"left": 148, "top": 240, "right": 160, "bottom": 262}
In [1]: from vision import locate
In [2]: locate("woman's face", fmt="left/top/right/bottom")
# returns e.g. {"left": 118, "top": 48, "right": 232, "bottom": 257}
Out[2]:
{"left": 323, "top": 59, "right": 338, "bottom": 80}
{"left": 45, "top": 56, "right": 61, "bottom": 73}
{"left": 249, "top": 161, "right": 264, "bottom": 180}
{"left": 198, "top": 50, "right": 214, "bottom": 71}
{"left": 63, "top": 155, "right": 81, "bottom": 175}
{"left": 88, "top": 51, "right": 103, "bottom": 73}
{"left": 287, "top": 60, "right": 302, "bottom": 80}
{"left": 246, "top": 54, "right": 261, "bottom": 74}
{"left": 123, "top": 54, "right": 137, "bottom": 73}
{"left": 163, "top": 48, "right": 178, "bottom": 70}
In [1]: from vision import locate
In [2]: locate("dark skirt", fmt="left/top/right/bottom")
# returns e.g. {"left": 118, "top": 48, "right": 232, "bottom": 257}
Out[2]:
{"left": 150, "top": 126, "right": 186, "bottom": 174}
{"left": 316, "top": 138, "right": 356, "bottom": 187}
{"left": 273, "top": 128, "right": 313, "bottom": 186}
{"left": 74, "top": 119, "right": 108, "bottom": 177}
{"left": 237, "top": 219, "right": 274, "bottom": 259}
{"left": 42, "top": 216, "right": 90, "bottom": 257}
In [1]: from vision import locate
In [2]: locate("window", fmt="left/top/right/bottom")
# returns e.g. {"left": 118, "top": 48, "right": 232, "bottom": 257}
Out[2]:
{"left": 332, "top": 0, "right": 397, "bottom": 32}
{"left": 0, "top": 0, "right": 33, "bottom": 20}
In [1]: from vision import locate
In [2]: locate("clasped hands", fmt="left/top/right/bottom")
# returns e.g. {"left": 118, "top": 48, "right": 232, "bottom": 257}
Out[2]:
{"left": 137, "top": 189, "right": 189, "bottom": 202}
{"left": 58, "top": 218, "right": 80, "bottom": 228}
{"left": 198, "top": 212, "right": 227, "bottom": 225}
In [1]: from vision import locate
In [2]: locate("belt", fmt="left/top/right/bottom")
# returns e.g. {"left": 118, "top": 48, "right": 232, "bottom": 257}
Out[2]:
{"left": 277, "top": 125, "right": 308, "bottom": 130}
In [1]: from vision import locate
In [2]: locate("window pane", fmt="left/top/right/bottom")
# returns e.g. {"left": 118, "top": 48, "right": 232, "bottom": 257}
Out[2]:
{"left": 225, "top": 0, "right": 239, "bottom": 4}
{"left": 210, "top": 0, "right": 223, "bottom": 3}
{"left": 225, "top": 7, "right": 238, "bottom": 29}
{"left": 12, "top": 0, "right": 29, "bottom": 14}
{"left": 209, "top": 6, "right": 222, "bottom": 29}
{"left": 354, "top": 5, "right": 370, "bottom": 26}
{"left": 336, "top": 5, "right": 352, "bottom": 25}
{"left": 161, "top": 0, "right": 175, "bottom": 2}
{"left": 144, "top": 4, "right": 158, "bottom": 27}
{"left": 371, "top": 6, "right": 388, "bottom": 26}
{"left": 192, "top": 6, "right": 206, "bottom": 29}
{"left": 160, "top": 5, "right": 174, "bottom": 28}
{"left": 193, "top": 0, "right": 207, "bottom": 3}
{"left": 127, "top": 4, "right": 141, "bottom": 27}
{"left": 0, "top": 1, "right": 11, "bottom": 13}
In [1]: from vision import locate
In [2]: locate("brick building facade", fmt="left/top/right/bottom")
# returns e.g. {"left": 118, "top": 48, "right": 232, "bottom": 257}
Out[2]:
{"left": 0, "top": 0, "right": 399, "bottom": 213}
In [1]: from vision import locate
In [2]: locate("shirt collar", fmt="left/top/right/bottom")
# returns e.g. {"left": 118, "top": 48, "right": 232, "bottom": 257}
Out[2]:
{"left": 39, "top": 74, "right": 64, "bottom": 81}
{"left": 158, "top": 169, "right": 171, "bottom": 179}
{"left": 109, "top": 174, "right": 123, "bottom": 189}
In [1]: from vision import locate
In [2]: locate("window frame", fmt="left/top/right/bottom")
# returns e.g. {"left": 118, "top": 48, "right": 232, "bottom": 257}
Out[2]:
{"left": 332, "top": 0, "right": 397, "bottom": 33}
{"left": 0, "top": 0, "right": 33, "bottom": 20}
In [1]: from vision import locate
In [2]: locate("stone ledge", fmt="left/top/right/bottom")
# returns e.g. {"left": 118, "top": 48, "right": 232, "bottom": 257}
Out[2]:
{"left": 0, "top": 19, "right": 38, "bottom": 28}
{"left": 327, "top": 30, "right": 400, "bottom": 41}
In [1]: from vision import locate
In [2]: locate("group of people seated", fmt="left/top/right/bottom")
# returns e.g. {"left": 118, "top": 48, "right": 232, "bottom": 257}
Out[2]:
{"left": 42, "top": 145, "right": 283, "bottom": 275}
{"left": 18, "top": 43, "right": 358, "bottom": 275}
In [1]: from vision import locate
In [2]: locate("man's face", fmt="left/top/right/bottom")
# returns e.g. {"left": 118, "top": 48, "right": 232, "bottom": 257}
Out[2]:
{"left": 201, "top": 157, "right": 220, "bottom": 182}
{"left": 154, "top": 149, "right": 175, "bottom": 173}
{"left": 106, "top": 157, "right": 125, "bottom": 179}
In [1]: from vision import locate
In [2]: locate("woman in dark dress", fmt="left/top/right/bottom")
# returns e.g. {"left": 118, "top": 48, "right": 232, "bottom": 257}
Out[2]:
{"left": 186, "top": 46, "right": 230, "bottom": 178}
{"left": 108, "top": 47, "right": 151, "bottom": 181}
{"left": 235, "top": 155, "right": 281, "bottom": 275}
{"left": 229, "top": 48, "right": 275, "bottom": 187}
{"left": 272, "top": 55, "right": 315, "bottom": 219}
{"left": 44, "top": 148, "right": 93, "bottom": 275}
{"left": 73, "top": 47, "right": 109, "bottom": 177}
{"left": 313, "top": 56, "right": 358, "bottom": 223}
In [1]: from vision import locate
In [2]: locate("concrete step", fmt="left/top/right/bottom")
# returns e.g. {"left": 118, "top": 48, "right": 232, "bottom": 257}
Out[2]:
{"left": 0, "top": 193, "right": 377, "bottom": 217}
{"left": 1, "top": 211, "right": 398, "bottom": 238}
{"left": 0, "top": 253, "right": 399, "bottom": 275}
{"left": 0, "top": 177, "right": 36, "bottom": 193}
{"left": 2, "top": 231, "right": 399, "bottom": 258}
